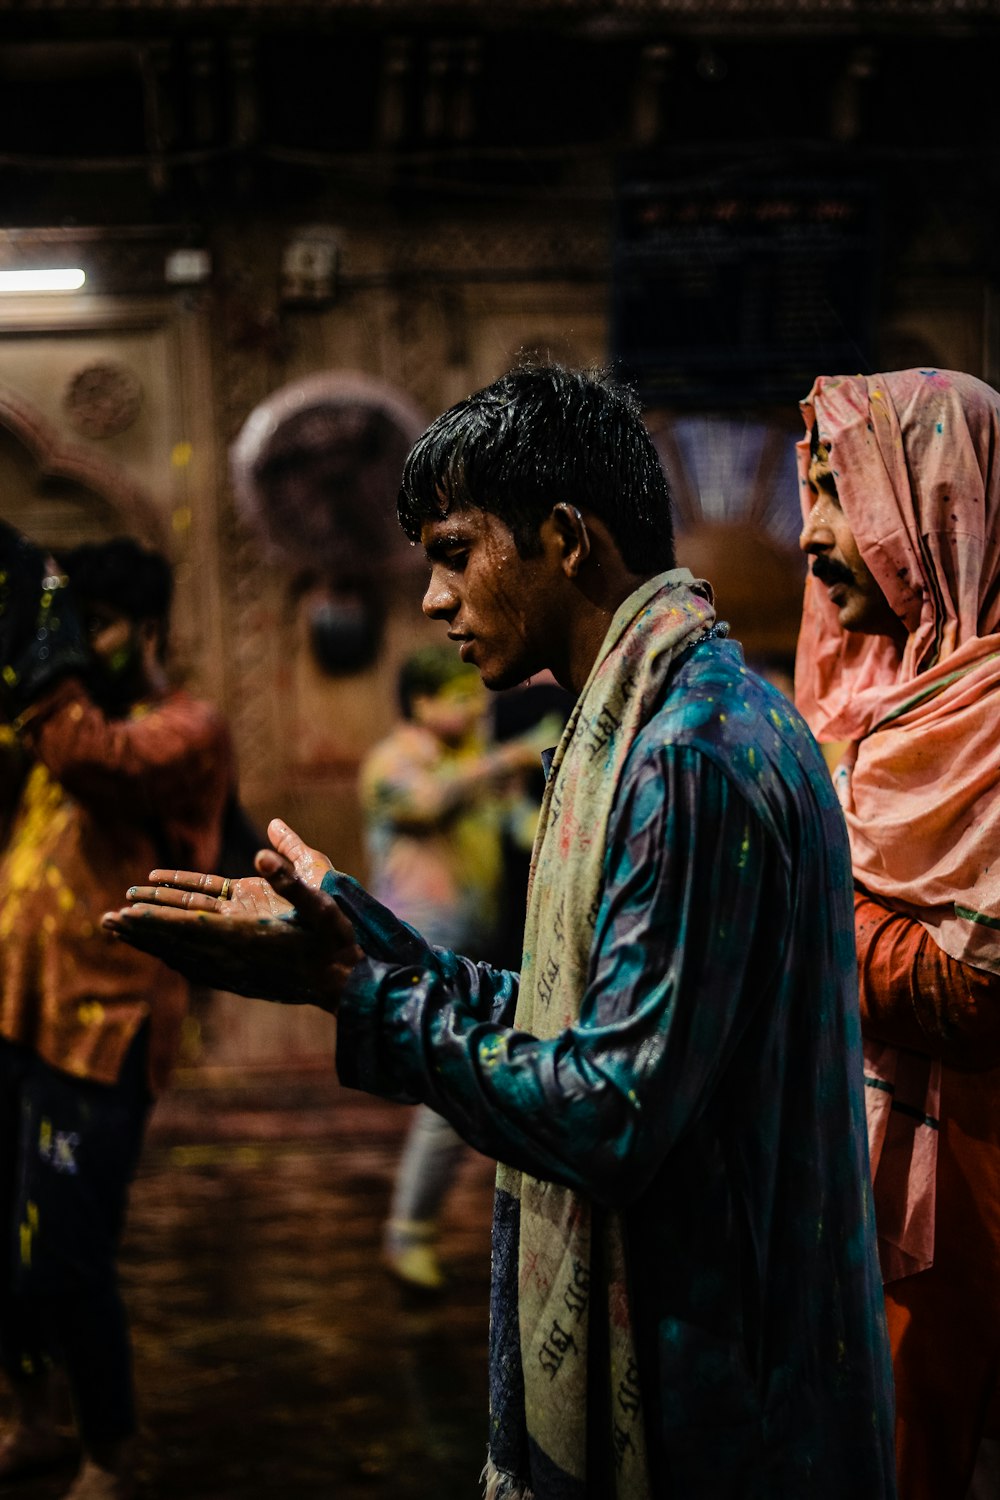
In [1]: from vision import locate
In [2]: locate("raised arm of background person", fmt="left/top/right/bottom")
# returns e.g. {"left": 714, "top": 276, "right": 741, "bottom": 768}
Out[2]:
{"left": 16, "top": 678, "right": 232, "bottom": 858}
{"left": 361, "top": 730, "right": 546, "bottom": 831}
{"left": 855, "top": 888, "right": 1000, "bottom": 1070}
{"left": 336, "top": 742, "right": 785, "bottom": 1209}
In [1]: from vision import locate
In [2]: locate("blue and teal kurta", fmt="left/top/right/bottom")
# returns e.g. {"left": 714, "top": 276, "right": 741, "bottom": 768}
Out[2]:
{"left": 332, "top": 636, "right": 896, "bottom": 1499}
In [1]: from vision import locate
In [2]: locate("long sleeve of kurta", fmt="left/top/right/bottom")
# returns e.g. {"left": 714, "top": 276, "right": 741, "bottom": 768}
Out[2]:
{"left": 855, "top": 888, "right": 1000, "bottom": 1069}
{"left": 336, "top": 743, "right": 784, "bottom": 1208}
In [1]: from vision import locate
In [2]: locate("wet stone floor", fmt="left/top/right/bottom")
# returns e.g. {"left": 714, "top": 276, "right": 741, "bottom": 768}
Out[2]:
{"left": 0, "top": 1071, "right": 496, "bottom": 1500}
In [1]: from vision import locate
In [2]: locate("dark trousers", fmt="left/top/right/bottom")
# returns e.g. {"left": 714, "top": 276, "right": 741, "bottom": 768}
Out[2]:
{"left": 0, "top": 1031, "right": 151, "bottom": 1445}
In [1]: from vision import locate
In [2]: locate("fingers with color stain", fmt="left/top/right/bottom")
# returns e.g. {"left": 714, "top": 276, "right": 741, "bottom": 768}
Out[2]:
{"left": 147, "top": 869, "right": 230, "bottom": 898}
{"left": 124, "top": 885, "right": 221, "bottom": 913}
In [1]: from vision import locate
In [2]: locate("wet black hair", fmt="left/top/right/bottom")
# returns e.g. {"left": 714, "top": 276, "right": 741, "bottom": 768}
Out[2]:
{"left": 62, "top": 537, "right": 173, "bottom": 633}
{"left": 397, "top": 364, "right": 675, "bottom": 573}
{"left": 397, "top": 643, "right": 479, "bottom": 720}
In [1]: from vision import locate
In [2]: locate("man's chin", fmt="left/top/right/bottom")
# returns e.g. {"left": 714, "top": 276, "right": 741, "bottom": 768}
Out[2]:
{"left": 477, "top": 660, "right": 532, "bottom": 692}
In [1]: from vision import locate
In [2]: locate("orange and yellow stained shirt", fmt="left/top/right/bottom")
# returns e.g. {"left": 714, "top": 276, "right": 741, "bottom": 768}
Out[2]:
{"left": 0, "top": 677, "right": 232, "bottom": 1092}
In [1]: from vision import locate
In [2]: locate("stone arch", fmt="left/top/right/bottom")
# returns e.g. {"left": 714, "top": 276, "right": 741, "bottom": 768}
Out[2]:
{"left": 0, "top": 383, "right": 165, "bottom": 555}
{"left": 230, "top": 370, "right": 428, "bottom": 582}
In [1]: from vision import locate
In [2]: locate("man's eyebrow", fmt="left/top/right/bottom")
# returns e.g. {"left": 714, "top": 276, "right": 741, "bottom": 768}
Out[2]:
{"left": 423, "top": 531, "right": 469, "bottom": 561}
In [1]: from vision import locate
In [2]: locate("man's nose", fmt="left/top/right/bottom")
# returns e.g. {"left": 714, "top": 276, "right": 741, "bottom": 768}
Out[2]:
{"left": 799, "top": 501, "right": 834, "bottom": 556}
{"left": 422, "top": 566, "right": 457, "bottom": 620}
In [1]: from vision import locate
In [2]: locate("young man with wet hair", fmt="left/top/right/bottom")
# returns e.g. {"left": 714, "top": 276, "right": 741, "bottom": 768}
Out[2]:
{"left": 108, "top": 365, "right": 896, "bottom": 1500}
{"left": 0, "top": 528, "right": 232, "bottom": 1500}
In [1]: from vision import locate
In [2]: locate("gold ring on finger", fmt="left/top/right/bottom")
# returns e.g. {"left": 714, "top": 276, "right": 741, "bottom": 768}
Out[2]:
{"left": 220, "top": 878, "right": 233, "bottom": 901}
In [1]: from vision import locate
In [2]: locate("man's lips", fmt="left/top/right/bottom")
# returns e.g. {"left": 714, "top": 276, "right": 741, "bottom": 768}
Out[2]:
{"left": 448, "top": 632, "right": 475, "bottom": 660}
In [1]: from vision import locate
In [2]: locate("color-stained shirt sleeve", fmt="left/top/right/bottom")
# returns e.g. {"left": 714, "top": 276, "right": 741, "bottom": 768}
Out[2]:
{"left": 15, "top": 676, "right": 232, "bottom": 871}
{"left": 336, "top": 743, "right": 788, "bottom": 1208}
{"left": 855, "top": 888, "right": 1000, "bottom": 1069}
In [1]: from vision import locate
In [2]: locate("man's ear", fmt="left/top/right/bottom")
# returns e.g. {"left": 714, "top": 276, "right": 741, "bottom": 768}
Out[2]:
{"left": 550, "top": 503, "right": 591, "bottom": 578}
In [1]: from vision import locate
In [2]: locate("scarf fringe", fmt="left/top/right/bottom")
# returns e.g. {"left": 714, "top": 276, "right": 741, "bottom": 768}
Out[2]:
{"left": 481, "top": 1456, "right": 534, "bottom": 1500}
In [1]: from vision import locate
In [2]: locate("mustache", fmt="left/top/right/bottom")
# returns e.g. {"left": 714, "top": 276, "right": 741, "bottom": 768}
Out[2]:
{"left": 811, "top": 555, "right": 855, "bottom": 590}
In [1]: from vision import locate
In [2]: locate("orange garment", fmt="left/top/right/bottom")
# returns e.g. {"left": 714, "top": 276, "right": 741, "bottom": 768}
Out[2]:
{"left": 856, "top": 889, "right": 1000, "bottom": 1500}
{"left": 0, "top": 677, "right": 232, "bottom": 1092}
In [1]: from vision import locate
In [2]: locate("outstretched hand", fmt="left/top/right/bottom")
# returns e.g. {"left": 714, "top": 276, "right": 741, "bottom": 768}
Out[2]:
{"left": 102, "top": 818, "right": 362, "bottom": 1009}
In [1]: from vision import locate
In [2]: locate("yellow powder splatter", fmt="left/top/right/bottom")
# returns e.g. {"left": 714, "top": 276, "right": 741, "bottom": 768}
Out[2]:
{"left": 19, "top": 1201, "right": 39, "bottom": 1267}
{"left": 0, "top": 765, "right": 71, "bottom": 940}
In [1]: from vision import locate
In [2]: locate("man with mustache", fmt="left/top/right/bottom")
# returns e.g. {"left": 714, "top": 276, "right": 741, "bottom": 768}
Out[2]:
{"left": 797, "top": 368, "right": 1000, "bottom": 1500}
{"left": 106, "top": 364, "right": 895, "bottom": 1499}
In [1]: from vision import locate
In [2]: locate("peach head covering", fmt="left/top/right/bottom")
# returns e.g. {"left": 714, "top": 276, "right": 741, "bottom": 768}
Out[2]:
{"left": 795, "top": 367, "right": 1000, "bottom": 974}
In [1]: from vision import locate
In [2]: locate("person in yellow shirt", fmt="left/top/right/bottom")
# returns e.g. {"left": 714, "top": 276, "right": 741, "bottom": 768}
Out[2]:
{"left": 360, "top": 646, "right": 553, "bottom": 1288}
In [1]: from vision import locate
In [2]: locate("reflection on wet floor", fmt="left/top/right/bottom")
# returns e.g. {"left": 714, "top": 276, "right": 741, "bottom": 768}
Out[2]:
{"left": 0, "top": 1072, "right": 494, "bottom": 1499}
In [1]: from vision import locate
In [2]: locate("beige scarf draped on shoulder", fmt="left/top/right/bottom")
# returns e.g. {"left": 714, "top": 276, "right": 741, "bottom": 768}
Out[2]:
{"left": 485, "top": 569, "right": 715, "bottom": 1500}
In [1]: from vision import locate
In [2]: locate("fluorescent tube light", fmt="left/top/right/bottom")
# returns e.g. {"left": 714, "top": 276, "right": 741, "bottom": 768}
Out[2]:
{"left": 0, "top": 269, "right": 86, "bottom": 293}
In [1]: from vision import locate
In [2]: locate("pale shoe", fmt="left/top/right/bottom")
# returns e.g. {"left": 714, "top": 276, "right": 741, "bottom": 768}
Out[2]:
{"left": 61, "top": 1444, "right": 137, "bottom": 1500}
{"left": 383, "top": 1217, "right": 446, "bottom": 1291}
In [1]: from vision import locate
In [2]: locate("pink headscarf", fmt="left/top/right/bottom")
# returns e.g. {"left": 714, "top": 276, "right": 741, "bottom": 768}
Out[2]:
{"left": 795, "top": 368, "right": 1000, "bottom": 974}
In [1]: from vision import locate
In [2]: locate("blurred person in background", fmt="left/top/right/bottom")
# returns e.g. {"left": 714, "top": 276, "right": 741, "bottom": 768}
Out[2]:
{"left": 362, "top": 644, "right": 560, "bottom": 1290}
{"left": 0, "top": 529, "right": 232, "bottom": 1500}
{"left": 797, "top": 368, "right": 1000, "bottom": 1500}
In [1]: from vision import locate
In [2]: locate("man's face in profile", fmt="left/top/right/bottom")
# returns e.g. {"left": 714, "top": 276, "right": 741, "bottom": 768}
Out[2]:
{"left": 799, "top": 444, "right": 902, "bottom": 639}
{"left": 419, "top": 506, "right": 559, "bottom": 691}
